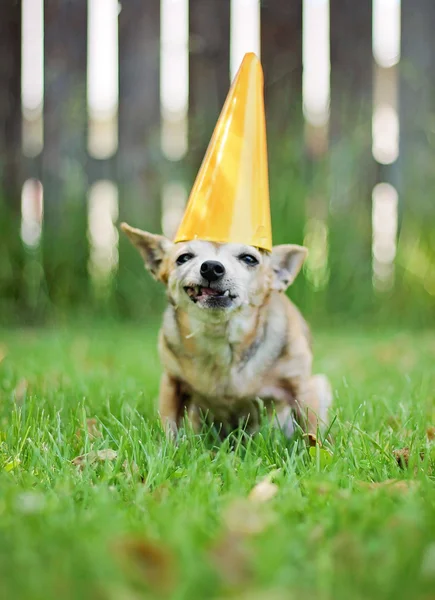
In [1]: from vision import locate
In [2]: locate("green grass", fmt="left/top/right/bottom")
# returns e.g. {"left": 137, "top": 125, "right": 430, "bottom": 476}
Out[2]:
{"left": 1, "top": 324, "right": 435, "bottom": 600}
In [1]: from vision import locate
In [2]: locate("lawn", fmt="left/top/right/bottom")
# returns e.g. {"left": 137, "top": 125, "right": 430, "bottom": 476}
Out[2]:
{"left": 0, "top": 324, "right": 435, "bottom": 600}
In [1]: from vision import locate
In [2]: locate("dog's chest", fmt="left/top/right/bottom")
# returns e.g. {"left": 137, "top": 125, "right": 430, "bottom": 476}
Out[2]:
{"left": 169, "top": 313, "right": 266, "bottom": 398}
{"left": 183, "top": 334, "right": 245, "bottom": 397}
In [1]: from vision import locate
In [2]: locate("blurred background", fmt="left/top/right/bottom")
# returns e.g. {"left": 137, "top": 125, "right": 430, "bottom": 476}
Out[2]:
{"left": 0, "top": 0, "right": 434, "bottom": 327}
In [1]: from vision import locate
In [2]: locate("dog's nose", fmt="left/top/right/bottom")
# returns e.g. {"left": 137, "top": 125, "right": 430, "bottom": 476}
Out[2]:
{"left": 200, "top": 260, "right": 225, "bottom": 282}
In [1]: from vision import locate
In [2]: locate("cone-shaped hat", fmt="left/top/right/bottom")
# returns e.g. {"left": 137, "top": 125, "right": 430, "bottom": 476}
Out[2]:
{"left": 174, "top": 53, "right": 272, "bottom": 251}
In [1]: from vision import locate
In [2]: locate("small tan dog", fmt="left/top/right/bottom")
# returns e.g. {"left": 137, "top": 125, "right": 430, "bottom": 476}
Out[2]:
{"left": 121, "top": 223, "right": 332, "bottom": 439}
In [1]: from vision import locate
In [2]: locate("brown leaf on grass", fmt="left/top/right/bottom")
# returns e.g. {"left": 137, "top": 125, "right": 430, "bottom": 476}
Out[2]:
{"left": 223, "top": 498, "right": 275, "bottom": 535}
{"left": 113, "top": 537, "right": 176, "bottom": 594}
{"left": 394, "top": 447, "right": 410, "bottom": 468}
{"left": 393, "top": 447, "right": 425, "bottom": 469}
{"left": 359, "top": 479, "right": 419, "bottom": 492}
{"left": 13, "top": 379, "right": 28, "bottom": 405}
{"left": 122, "top": 459, "right": 142, "bottom": 481}
{"left": 97, "top": 449, "right": 118, "bottom": 461}
{"left": 152, "top": 483, "right": 170, "bottom": 502}
{"left": 248, "top": 478, "right": 278, "bottom": 503}
{"left": 72, "top": 449, "right": 118, "bottom": 469}
{"left": 86, "top": 418, "right": 102, "bottom": 439}
{"left": 304, "top": 432, "right": 322, "bottom": 447}
{"left": 76, "top": 418, "right": 103, "bottom": 440}
{"left": 209, "top": 532, "right": 253, "bottom": 587}
{"left": 427, "top": 426, "right": 435, "bottom": 442}
{"left": 72, "top": 452, "right": 97, "bottom": 468}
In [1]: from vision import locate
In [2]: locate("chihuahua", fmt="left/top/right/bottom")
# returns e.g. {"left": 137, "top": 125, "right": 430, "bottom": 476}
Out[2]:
{"left": 121, "top": 223, "right": 332, "bottom": 439}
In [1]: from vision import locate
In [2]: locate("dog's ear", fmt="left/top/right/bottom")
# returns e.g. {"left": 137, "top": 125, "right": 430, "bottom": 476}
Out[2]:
{"left": 270, "top": 244, "right": 308, "bottom": 291}
{"left": 120, "top": 223, "right": 172, "bottom": 280}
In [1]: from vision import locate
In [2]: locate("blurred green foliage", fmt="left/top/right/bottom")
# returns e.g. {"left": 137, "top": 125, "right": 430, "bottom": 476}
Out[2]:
{"left": 1, "top": 130, "right": 434, "bottom": 328}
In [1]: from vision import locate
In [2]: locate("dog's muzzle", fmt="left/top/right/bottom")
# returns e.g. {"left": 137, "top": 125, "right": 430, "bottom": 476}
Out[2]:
{"left": 183, "top": 284, "right": 236, "bottom": 308}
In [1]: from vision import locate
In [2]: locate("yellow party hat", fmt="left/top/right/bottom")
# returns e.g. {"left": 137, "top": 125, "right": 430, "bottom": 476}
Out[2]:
{"left": 174, "top": 52, "right": 272, "bottom": 251}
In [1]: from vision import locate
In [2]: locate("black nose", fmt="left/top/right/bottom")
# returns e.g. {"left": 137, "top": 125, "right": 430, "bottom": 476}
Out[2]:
{"left": 200, "top": 260, "right": 225, "bottom": 282}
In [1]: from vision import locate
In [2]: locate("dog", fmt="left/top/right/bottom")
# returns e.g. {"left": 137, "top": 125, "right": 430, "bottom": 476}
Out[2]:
{"left": 121, "top": 223, "right": 332, "bottom": 439}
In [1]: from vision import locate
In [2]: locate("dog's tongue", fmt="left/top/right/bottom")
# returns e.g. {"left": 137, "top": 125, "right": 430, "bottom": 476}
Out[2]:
{"left": 201, "top": 287, "right": 219, "bottom": 296}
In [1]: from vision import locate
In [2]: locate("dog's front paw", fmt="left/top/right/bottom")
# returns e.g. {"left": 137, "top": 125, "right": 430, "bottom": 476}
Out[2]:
{"left": 162, "top": 417, "right": 178, "bottom": 442}
{"left": 312, "top": 374, "right": 333, "bottom": 426}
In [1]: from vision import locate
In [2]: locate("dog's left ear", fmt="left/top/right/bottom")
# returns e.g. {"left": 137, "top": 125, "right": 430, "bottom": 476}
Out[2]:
{"left": 120, "top": 222, "right": 172, "bottom": 280}
{"left": 270, "top": 244, "right": 308, "bottom": 291}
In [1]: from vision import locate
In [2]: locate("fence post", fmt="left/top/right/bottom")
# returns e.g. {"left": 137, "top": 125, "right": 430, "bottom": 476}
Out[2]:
{"left": 42, "top": 0, "right": 88, "bottom": 308}
{"left": 0, "top": 1, "right": 22, "bottom": 213}
{"left": 260, "top": 0, "right": 303, "bottom": 134}
{"left": 400, "top": 0, "right": 435, "bottom": 225}
{"left": 188, "top": 0, "right": 230, "bottom": 172}
{"left": 117, "top": 0, "right": 161, "bottom": 316}
{"left": 328, "top": 0, "right": 374, "bottom": 314}
{"left": 118, "top": 0, "right": 161, "bottom": 231}
{"left": 0, "top": 1, "right": 24, "bottom": 322}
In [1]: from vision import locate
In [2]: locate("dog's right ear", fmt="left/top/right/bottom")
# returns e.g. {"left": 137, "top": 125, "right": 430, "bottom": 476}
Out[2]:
{"left": 270, "top": 244, "right": 308, "bottom": 292}
{"left": 120, "top": 223, "right": 172, "bottom": 280}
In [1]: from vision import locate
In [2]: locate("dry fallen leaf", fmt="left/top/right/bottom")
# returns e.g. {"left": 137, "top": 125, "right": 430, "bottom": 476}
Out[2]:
{"left": 394, "top": 447, "right": 410, "bottom": 468}
{"left": 97, "top": 449, "right": 118, "bottom": 461}
{"left": 427, "top": 427, "right": 435, "bottom": 442}
{"left": 304, "top": 432, "right": 322, "bottom": 447}
{"left": 13, "top": 379, "right": 28, "bottom": 405}
{"left": 248, "top": 478, "right": 278, "bottom": 503}
{"left": 209, "top": 532, "right": 253, "bottom": 587}
{"left": 72, "top": 451, "right": 98, "bottom": 468}
{"left": 223, "top": 498, "right": 275, "bottom": 535}
{"left": 75, "top": 418, "right": 102, "bottom": 440}
{"left": 359, "top": 479, "right": 418, "bottom": 492}
{"left": 394, "top": 447, "right": 426, "bottom": 469}
{"left": 113, "top": 537, "right": 176, "bottom": 594}
{"left": 152, "top": 483, "right": 170, "bottom": 502}
{"left": 122, "top": 459, "right": 141, "bottom": 480}
{"left": 72, "top": 449, "right": 118, "bottom": 469}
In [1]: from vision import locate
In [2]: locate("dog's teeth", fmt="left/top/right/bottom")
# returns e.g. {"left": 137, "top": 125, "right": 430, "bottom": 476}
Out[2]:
{"left": 223, "top": 290, "right": 230, "bottom": 297}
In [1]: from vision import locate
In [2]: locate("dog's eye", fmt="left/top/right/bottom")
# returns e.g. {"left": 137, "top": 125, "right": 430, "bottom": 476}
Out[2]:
{"left": 238, "top": 253, "right": 259, "bottom": 266}
{"left": 176, "top": 253, "right": 194, "bottom": 265}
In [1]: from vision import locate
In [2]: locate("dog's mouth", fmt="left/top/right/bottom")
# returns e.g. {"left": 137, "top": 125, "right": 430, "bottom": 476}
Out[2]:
{"left": 184, "top": 285, "right": 236, "bottom": 304}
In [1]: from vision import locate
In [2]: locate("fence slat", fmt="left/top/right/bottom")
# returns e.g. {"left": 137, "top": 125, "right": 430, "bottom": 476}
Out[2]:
{"left": 260, "top": 0, "right": 303, "bottom": 132}
{"left": 117, "top": 0, "right": 161, "bottom": 317}
{"left": 400, "top": 0, "right": 435, "bottom": 207}
{"left": 43, "top": 0, "right": 88, "bottom": 218}
{"left": 118, "top": 0, "right": 161, "bottom": 231}
{"left": 328, "top": 0, "right": 374, "bottom": 309}
{"left": 188, "top": 0, "right": 230, "bottom": 170}
{"left": 330, "top": 0, "right": 373, "bottom": 140}
{"left": 0, "top": 1, "right": 22, "bottom": 211}
{"left": 43, "top": 0, "right": 88, "bottom": 304}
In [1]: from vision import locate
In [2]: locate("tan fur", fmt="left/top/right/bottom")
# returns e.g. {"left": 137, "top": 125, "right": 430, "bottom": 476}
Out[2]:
{"left": 121, "top": 222, "right": 332, "bottom": 439}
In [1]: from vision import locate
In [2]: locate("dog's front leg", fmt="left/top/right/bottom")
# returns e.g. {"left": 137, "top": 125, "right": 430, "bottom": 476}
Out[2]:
{"left": 159, "top": 373, "right": 202, "bottom": 439}
{"left": 292, "top": 375, "right": 332, "bottom": 434}
{"left": 159, "top": 372, "right": 182, "bottom": 439}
